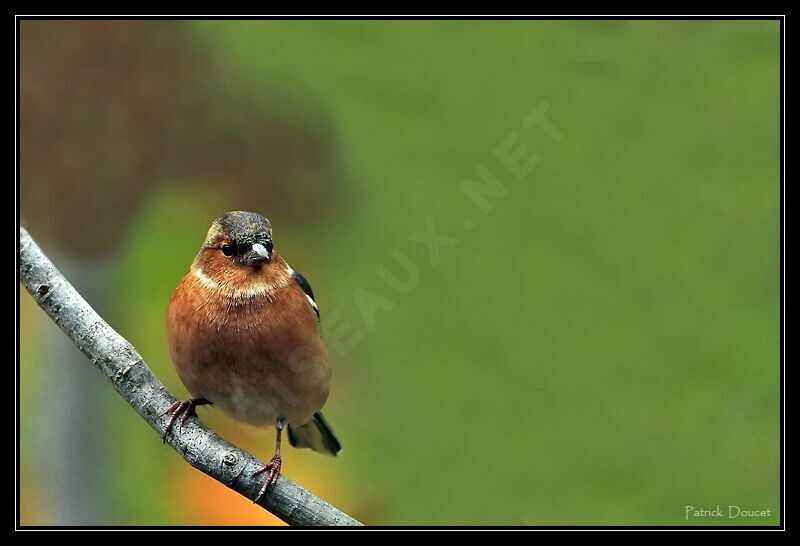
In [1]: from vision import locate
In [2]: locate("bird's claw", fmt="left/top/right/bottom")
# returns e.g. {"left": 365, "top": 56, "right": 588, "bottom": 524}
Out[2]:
{"left": 252, "top": 455, "right": 282, "bottom": 503}
{"left": 161, "top": 399, "right": 198, "bottom": 443}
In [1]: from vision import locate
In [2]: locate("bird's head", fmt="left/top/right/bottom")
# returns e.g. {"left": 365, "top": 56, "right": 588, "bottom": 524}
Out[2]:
{"left": 199, "top": 210, "right": 274, "bottom": 268}
{"left": 190, "top": 211, "right": 285, "bottom": 295}
{"left": 185, "top": 211, "right": 293, "bottom": 302}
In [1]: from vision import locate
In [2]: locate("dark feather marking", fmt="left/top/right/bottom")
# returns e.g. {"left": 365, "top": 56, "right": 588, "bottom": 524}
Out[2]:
{"left": 286, "top": 411, "right": 341, "bottom": 456}
{"left": 287, "top": 424, "right": 300, "bottom": 447}
{"left": 313, "top": 411, "right": 342, "bottom": 455}
{"left": 291, "top": 268, "right": 319, "bottom": 321}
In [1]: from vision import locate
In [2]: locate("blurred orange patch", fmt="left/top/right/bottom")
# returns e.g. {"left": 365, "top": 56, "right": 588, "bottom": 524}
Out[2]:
{"left": 173, "top": 465, "right": 286, "bottom": 526}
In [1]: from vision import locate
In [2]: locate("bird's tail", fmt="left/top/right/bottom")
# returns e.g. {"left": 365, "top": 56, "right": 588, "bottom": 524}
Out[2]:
{"left": 287, "top": 412, "right": 341, "bottom": 456}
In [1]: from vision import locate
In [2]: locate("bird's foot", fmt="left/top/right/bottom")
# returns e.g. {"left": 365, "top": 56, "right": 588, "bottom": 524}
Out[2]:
{"left": 252, "top": 455, "right": 282, "bottom": 503}
{"left": 161, "top": 398, "right": 210, "bottom": 443}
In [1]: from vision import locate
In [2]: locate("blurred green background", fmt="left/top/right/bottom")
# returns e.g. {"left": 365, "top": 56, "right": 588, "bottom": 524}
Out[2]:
{"left": 19, "top": 20, "right": 780, "bottom": 526}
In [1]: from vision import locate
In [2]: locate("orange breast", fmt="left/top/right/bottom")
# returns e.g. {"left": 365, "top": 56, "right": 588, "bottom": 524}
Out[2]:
{"left": 166, "top": 263, "right": 331, "bottom": 428}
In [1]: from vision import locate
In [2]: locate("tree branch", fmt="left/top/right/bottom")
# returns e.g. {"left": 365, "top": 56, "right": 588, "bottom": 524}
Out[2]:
{"left": 18, "top": 226, "right": 362, "bottom": 527}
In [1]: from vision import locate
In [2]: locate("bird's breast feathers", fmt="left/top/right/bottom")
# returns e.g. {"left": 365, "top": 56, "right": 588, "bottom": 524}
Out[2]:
{"left": 166, "top": 252, "right": 330, "bottom": 426}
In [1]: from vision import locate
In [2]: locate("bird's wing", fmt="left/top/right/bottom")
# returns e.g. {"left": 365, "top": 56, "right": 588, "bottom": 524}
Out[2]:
{"left": 290, "top": 267, "right": 320, "bottom": 321}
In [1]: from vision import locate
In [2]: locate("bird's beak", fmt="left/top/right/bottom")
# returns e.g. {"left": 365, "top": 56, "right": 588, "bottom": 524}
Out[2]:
{"left": 241, "top": 243, "right": 271, "bottom": 266}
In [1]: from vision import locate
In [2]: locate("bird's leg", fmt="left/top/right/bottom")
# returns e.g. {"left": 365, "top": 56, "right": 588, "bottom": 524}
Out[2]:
{"left": 161, "top": 397, "right": 212, "bottom": 443}
{"left": 253, "top": 421, "right": 284, "bottom": 503}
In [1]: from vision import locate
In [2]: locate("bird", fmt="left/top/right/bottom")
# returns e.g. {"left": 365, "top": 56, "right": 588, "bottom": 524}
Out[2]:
{"left": 164, "top": 210, "right": 341, "bottom": 502}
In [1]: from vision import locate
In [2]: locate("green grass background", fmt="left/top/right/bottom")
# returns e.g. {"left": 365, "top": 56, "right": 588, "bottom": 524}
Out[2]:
{"left": 20, "top": 20, "right": 780, "bottom": 525}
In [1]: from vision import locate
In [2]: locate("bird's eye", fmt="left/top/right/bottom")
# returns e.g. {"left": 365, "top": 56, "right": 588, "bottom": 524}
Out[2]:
{"left": 221, "top": 244, "right": 236, "bottom": 257}
{"left": 266, "top": 241, "right": 274, "bottom": 254}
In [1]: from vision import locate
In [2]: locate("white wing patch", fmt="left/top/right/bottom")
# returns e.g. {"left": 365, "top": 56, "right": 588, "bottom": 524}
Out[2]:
{"left": 290, "top": 266, "right": 319, "bottom": 319}
{"left": 305, "top": 292, "right": 319, "bottom": 314}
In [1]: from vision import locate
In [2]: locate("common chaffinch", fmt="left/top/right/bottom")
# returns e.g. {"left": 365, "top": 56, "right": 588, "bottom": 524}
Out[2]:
{"left": 164, "top": 211, "right": 340, "bottom": 502}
